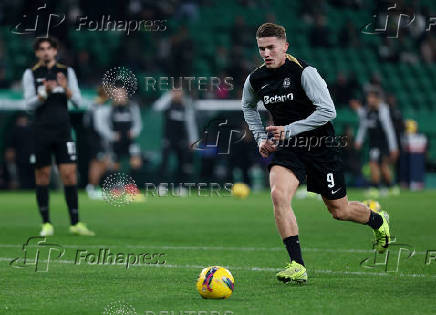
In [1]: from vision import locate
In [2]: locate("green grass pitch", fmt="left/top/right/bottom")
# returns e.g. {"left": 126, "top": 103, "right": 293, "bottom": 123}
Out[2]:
{"left": 1, "top": 189, "right": 436, "bottom": 314}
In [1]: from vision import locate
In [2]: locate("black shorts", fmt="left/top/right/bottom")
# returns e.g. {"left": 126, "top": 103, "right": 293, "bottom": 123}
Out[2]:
{"left": 268, "top": 146, "right": 346, "bottom": 200}
{"left": 368, "top": 146, "right": 389, "bottom": 163}
{"left": 87, "top": 131, "right": 106, "bottom": 160}
{"left": 34, "top": 126, "right": 77, "bottom": 168}
{"left": 112, "top": 141, "right": 140, "bottom": 162}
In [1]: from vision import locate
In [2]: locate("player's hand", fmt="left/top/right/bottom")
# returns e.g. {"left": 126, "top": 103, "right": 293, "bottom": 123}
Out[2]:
{"left": 390, "top": 150, "right": 399, "bottom": 162}
{"left": 43, "top": 79, "right": 57, "bottom": 93}
{"left": 258, "top": 139, "right": 276, "bottom": 158}
{"left": 354, "top": 142, "right": 362, "bottom": 150}
{"left": 113, "top": 132, "right": 121, "bottom": 141}
{"left": 57, "top": 72, "right": 68, "bottom": 89}
{"left": 57, "top": 72, "right": 73, "bottom": 99}
{"left": 349, "top": 99, "right": 362, "bottom": 111}
{"left": 265, "top": 125, "right": 286, "bottom": 141}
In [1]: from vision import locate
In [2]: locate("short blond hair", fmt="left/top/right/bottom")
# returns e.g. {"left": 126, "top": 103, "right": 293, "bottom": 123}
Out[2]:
{"left": 256, "top": 23, "right": 286, "bottom": 40}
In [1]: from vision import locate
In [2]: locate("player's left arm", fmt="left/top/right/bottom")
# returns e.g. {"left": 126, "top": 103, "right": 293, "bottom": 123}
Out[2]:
{"left": 184, "top": 98, "right": 199, "bottom": 146}
{"left": 129, "top": 103, "right": 143, "bottom": 138}
{"left": 267, "top": 66, "right": 336, "bottom": 140}
{"left": 59, "top": 67, "right": 82, "bottom": 107}
{"left": 379, "top": 103, "right": 399, "bottom": 159}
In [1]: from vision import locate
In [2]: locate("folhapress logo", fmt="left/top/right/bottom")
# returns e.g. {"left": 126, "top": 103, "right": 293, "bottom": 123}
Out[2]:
{"left": 10, "top": 236, "right": 65, "bottom": 272}
{"left": 264, "top": 93, "right": 293, "bottom": 105}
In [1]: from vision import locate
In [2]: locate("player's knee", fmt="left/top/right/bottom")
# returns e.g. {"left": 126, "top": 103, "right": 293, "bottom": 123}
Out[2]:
{"left": 330, "top": 207, "right": 347, "bottom": 221}
{"left": 35, "top": 169, "right": 50, "bottom": 185}
{"left": 62, "top": 170, "right": 77, "bottom": 185}
{"left": 270, "top": 187, "right": 289, "bottom": 208}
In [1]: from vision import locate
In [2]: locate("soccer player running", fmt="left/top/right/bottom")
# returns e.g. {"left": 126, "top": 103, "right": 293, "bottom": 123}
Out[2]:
{"left": 241, "top": 23, "right": 390, "bottom": 283}
{"left": 22, "top": 37, "right": 94, "bottom": 236}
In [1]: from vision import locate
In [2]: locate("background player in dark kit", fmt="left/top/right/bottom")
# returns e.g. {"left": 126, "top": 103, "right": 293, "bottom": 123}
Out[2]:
{"left": 354, "top": 90, "right": 399, "bottom": 197}
{"left": 95, "top": 87, "right": 142, "bottom": 174}
{"left": 22, "top": 37, "right": 95, "bottom": 236}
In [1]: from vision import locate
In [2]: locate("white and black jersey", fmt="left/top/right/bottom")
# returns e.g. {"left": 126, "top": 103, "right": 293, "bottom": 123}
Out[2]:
{"left": 95, "top": 103, "right": 142, "bottom": 162}
{"left": 241, "top": 54, "right": 345, "bottom": 200}
{"left": 22, "top": 62, "right": 81, "bottom": 129}
{"left": 242, "top": 54, "right": 336, "bottom": 146}
{"left": 22, "top": 62, "right": 81, "bottom": 167}
{"left": 355, "top": 103, "right": 398, "bottom": 161}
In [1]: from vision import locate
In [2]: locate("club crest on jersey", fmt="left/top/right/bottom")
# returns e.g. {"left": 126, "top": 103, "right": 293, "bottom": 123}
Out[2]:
{"left": 263, "top": 93, "right": 294, "bottom": 105}
{"left": 283, "top": 77, "right": 291, "bottom": 88}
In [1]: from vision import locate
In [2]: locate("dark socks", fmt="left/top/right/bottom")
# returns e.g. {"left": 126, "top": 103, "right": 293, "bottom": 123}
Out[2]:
{"left": 36, "top": 185, "right": 50, "bottom": 223}
{"left": 64, "top": 185, "right": 79, "bottom": 225}
{"left": 283, "top": 235, "right": 305, "bottom": 266}
{"left": 366, "top": 211, "right": 383, "bottom": 230}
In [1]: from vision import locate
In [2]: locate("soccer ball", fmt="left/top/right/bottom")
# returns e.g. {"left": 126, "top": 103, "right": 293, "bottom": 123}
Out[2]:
{"left": 196, "top": 266, "right": 235, "bottom": 299}
{"left": 231, "top": 183, "right": 250, "bottom": 199}
{"left": 363, "top": 200, "right": 381, "bottom": 213}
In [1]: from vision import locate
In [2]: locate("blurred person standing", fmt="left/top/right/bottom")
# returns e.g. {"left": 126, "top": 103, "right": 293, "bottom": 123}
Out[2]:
{"left": 95, "top": 87, "right": 143, "bottom": 173}
{"left": 83, "top": 86, "right": 110, "bottom": 199}
{"left": 4, "top": 113, "right": 35, "bottom": 189}
{"left": 22, "top": 37, "right": 94, "bottom": 236}
{"left": 152, "top": 89, "right": 198, "bottom": 182}
{"left": 354, "top": 90, "right": 399, "bottom": 197}
{"left": 228, "top": 121, "right": 258, "bottom": 186}
{"left": 387, "top": 94, "right": 404, "bottom": 190}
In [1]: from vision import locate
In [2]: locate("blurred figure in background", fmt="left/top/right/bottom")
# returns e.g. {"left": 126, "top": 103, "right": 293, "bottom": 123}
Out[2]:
{"left": 83, "top": 86, "right": 110, "bottom": 199}
{"left": 386, "top": 94, "right": 404, "bottom": 184}
{"left": 400, "top": 120, "right": 427, "bottom": 190}
{"left": 228, "top": 121, "right": 258, "bottom": 187}
{"left": 363, "top": 73, "right": 384, "bottom": 96}
{"left": 4, "top": 113, "right": 35, "bottom": 189}
{"left": 310, "top": 14, "right": 331, "bottom": 47}
{"left": 339, "top": 18, "right": 361, "bottom": 47}
{"left": 95, "top": 87, "right": 142, "bottom": 173}
{"left": 354, "top": 90, "right": 399, "bottom": 197}
{"left": 22, "top": 37, "right": 94, "bottom": 237}
{"left": 331, "top": 71, "right": 354, "bottom": 107}
{"left": 152, "top": 89, "right": 198, "bottom": 182}
{"left": 341, "top": 124, "right": 363, "bottom": 186}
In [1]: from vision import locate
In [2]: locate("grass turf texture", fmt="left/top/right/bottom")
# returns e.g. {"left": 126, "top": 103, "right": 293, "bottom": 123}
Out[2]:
{"left": 1, "top": 190, "right": 436, "bottom": 314}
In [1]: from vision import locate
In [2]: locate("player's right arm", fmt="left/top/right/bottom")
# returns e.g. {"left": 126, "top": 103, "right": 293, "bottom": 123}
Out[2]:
{"left": 241, "top": 75, "right": 275, "bottom": 157}
{"left": 22, "top": 69, "right": 44, "bottom": 109}
{"left": 129, "top": 103, "right": 142, "bottom": 138}
{"left": 354, "top": 107, "right": 368, "bottom": 150}
{"left": 94, "top": 106, "right": 118, "bottom": 141}
{"left": 152, "top": 91, "right": 172, "bottom": 111}
{"left": 379, "top": 103, "right": 398, "bottom": 159}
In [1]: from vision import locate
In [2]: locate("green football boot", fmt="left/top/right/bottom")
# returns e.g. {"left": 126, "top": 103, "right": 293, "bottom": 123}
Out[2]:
{"left": 276, "top": 261, "right": 307, "bottom": 284}
{"left": 40, "top": 222, "right": 54, "bottom": 236}
{"left": 373, "top": 211, "right": 390, "bottom": 253}
{"left": 69, "top": 222, "right": 95, "bottom": 236}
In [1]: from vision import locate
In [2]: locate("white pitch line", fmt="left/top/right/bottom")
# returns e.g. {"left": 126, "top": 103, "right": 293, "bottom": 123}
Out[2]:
{"left": 0, "top": 244, "right": 429, "bottom": 255}
{"left": 1, "top": 257, "right": 434, "bottom": 278}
